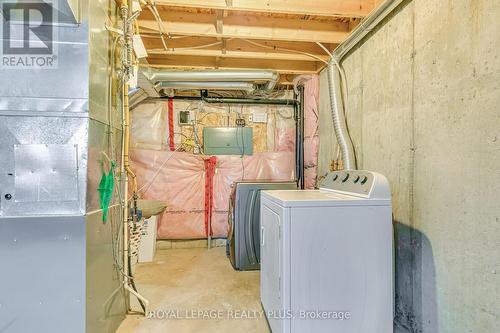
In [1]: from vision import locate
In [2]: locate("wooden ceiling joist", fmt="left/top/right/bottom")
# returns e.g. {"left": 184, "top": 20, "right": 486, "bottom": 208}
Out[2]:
{"left": 142, "top": 37, "right": 334, "bottom": 62}
{"left": 145, "top": 54, "right": 320, "bottom": 74}
{"left": 152, "top": 0, "right": 376, "bottom": 18}
{"left": 138, "top": 9, "right": 350, "bottom": 43}
{"left": 146, "top": 47, "right": 327, "bottom": 62}
{"left": 138, "top": 1, "right": 373, "bottom": 79}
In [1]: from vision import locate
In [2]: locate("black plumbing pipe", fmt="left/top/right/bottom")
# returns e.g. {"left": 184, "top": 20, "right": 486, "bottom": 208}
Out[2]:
{"left": 159, "top": 94, "right": 299, "bottom": 106}
{"left": 203, "top": 97, "right": 298, "bottom": 106}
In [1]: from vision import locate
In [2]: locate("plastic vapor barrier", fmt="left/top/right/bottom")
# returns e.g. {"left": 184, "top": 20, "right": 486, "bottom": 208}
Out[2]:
{"left": 130, "top": 149, "right": 295, "bottom": 239}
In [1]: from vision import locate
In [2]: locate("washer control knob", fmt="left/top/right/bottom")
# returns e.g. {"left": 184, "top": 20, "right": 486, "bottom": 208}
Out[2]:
{"left": 360, "top": 176, "right": 368, "bottom": 185}
{"left": 4, "top": 193, "right": 12, "bottom": 200}
{"left": 353, "top": 175, "right": 360, "bottom": 183}
{"left": 341, "top": 172, "right": 350, "bottom": 182}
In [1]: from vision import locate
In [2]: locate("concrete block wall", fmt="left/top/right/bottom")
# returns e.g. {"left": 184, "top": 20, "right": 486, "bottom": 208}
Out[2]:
{"left": 318, "top": 0, "right": 500, "bottom": 332}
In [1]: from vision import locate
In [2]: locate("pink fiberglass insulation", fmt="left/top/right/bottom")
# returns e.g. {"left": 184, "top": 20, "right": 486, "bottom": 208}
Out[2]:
{"left": 130, "top": 149, "right": 295, "bottom": 239}
{"left": 300, "top": 75, "right": 320, "bottom": 189}
{"left": 130, "top": 150, "right": 207, "bottom": 239}
{"left": 211, "top": 152, "right": 296, "bottom": 237}
{"left": 275, "top": 128, "right": 296, "bottom": 152}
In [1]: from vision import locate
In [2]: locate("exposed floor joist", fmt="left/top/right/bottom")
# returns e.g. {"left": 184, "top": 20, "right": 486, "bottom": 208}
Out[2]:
{"left": 144, "top": 54, "right": 321, "bottom": 74}
{"left": 138, "top": 1, "right": 373, "bottom": 80}
{"left": 142, "top": 36, "right": 334, "bottom": 62}
{"left": 152, "top": 0, "right": 376, "bottom": 18}
{"left": 138, "top": 9, "right": 351, "bottom": 43}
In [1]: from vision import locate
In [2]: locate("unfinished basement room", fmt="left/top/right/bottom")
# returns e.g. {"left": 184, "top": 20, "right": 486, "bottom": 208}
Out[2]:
{"left": 0, "top": 0, "right": 499, "bottom": 332}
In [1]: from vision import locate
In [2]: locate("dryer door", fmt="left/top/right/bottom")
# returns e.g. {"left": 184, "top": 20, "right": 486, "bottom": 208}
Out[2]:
{"left": 261, "top": 200, "right": 285, "bottom": 333}
{"left": 227, "top": 187, "right": 237, "bottom": 269}
{"left": 244, "top": 189, "right": 261, "bottom": 267}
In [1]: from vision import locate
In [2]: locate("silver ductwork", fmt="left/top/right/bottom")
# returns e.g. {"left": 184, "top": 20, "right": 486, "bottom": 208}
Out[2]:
{"left": 155, "top": 81, "right": 256, "bottom": 92}
{"left": 129, "top": 88, "right": 149, "bottom": 109}
{"left": 147, "top": 69, "right": 278, "bottom": 83}
{"left": 327, "top": 0, "right": 406, "bottom": 170}
{"left": 144, "top": 69, "right": 279, "bottom": 93}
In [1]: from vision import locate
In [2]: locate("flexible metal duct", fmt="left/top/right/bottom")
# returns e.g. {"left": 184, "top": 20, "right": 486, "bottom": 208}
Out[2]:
{"left": 327, "top": 0, "right": 406, "bottom": 170}
{"left": 327, "top": 61, "right": 356, "bottom": 170}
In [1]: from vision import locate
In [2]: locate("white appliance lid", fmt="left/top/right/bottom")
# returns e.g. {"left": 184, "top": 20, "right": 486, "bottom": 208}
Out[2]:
{"left": 261, "top": 190, "right": 391, "bottom": 207}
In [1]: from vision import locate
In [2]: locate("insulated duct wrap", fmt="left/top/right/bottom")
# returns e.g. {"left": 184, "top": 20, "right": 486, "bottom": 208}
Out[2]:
{"left": 327, "top": 60, "right": 357, "bottom": 170}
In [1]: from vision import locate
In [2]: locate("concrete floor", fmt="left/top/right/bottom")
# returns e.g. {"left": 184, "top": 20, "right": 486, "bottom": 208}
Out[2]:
{"left": 117, "top": 247, "right": 270, "bottom": 333}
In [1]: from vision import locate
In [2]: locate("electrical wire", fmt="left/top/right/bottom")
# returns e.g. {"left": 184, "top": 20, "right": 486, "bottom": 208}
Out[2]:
{"left": 147, "top": 40, "right": 226, "bottom": 54}
{"left": 108, "top": 10, "right": 148, "bottom": 314}
{"left": 138, "top": 32, "right": 192, "bottom": 40}
{"left": 146, "top": 1, "right": 169, "bottom": 51}
{"left": 240, "top": 38, "right": 329, "bottom": 65}
{"left": 106, "top": 30, "right": 129, "bottom": 287}
{"left": 231, "top": 105, "right": 246, "bottom": 180}
{"left": 316, "top": 42, "right": 333, "bottom": 58}
{"left": 136, "top": 146, "right": 183, "bottom": 195}
{"left": 144, "top": 0, "right": 200, "bottom": 51}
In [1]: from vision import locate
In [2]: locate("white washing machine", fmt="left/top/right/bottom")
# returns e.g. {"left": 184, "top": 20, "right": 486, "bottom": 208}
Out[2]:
{"left": 260, "top": 170, "right": 393, "bottom": 333}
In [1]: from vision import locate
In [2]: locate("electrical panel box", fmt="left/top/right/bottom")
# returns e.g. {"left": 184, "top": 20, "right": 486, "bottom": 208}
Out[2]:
{"left": 203, "top": 127, "right": 253, "bottom": 155}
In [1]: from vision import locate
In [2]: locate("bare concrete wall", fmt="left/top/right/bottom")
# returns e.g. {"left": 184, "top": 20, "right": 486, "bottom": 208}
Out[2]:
{"left": 318, "top": 0, "right": 500, "bottom": 332}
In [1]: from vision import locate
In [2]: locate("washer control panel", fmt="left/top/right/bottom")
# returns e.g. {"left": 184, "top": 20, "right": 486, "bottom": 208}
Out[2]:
{"left": 319, "top": 170, "right": 376, "bottom": 197}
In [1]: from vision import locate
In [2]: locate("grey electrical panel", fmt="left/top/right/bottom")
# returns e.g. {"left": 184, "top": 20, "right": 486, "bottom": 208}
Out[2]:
{"left": 203, "top": 127, "right": 253, "bottom": 155}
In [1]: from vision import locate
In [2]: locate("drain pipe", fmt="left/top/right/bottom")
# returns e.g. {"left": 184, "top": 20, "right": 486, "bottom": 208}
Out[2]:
{"left": 327, "top": 0, "right": 406, "bottom": 170}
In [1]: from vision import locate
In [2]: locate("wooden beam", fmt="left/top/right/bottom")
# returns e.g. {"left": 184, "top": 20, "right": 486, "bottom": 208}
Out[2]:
{"left": 146, "top": 47, "right": 327, "bottom": 62}
{"left": 144, "top": 54, "right": 320, "bottom": 74}
{"left": 141, "top": 36, "right": 337, "bottom": 53}
{"left": 142, "top": 37, "right": 333, "bottom": 62}
{"left": 152, "top": 0, "right": 374, "bottom": 18}
{"left": 138, "top": 9, "right": 350, "bottom": 43}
